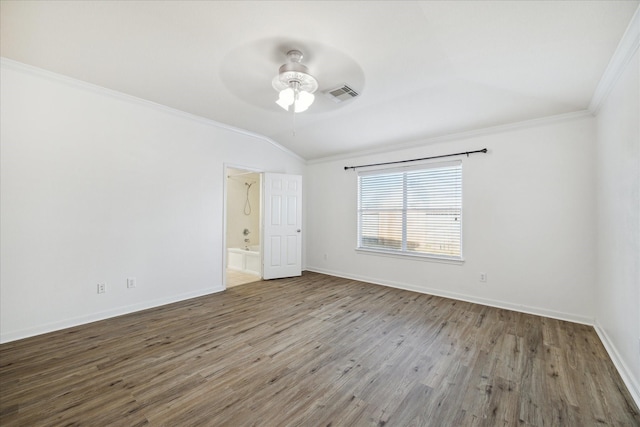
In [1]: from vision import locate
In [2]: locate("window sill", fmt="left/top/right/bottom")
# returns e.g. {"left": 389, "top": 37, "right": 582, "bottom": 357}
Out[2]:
{"left": 355, "top": 248, "right": 465, "bottom": 265}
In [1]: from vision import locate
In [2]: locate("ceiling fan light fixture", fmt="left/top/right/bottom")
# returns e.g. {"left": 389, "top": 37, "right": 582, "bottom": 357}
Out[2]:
{"left": 273, "top": 50, "right": 318, "bottom": 113}
{"left": 276, "top": 87, "right": 295, "bottom": 110}
{"left": 294, "top": 90, "right": 314, "bottom": 112}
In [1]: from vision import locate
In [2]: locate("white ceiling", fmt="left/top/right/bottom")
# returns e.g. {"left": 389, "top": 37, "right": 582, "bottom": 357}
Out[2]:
{"left": 1, "top": 1, "right": 638, "bottom": 160}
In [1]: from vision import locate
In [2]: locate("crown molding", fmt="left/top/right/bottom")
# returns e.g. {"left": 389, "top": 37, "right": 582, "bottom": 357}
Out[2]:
{"left": 307, "top": 110, "right": 593, "bottom": 165}
{"left": 0, "top": 57, "right": 305, "bottom": 163}
{"left": 589, "top": 5, "right": 640, "bottom": 114}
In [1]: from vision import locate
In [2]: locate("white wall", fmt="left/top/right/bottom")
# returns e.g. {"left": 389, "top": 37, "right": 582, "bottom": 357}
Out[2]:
{"left": 0, "top": 60, "right": 305, "bottom": 343}
{"left": 595, "top": 47, "right": 640, "bottom": 403}
{"left": 306, "top": 115, "right": 597, "bottom": 323}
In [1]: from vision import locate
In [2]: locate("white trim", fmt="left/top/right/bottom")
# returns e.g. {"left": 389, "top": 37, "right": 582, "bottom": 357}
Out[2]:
{"left": 589, "top": 5, "right": 640, "bottom": 114}
{"left": 354, "top": 248, "right": 465, "bottom": 265}
{"left": 0, "top": 57, "right": 305, "bottom": 163}
{"left": 593, "top": 321, "right": 640, "bottom": 410}
{"left": 304, "top": 266, "right": 593, "bottom": 325}
{"left": 0, "top": 287, "right": 224, "bottom": 344}
{"left": 307, "top": 110, "right": 592, "bottom": 165}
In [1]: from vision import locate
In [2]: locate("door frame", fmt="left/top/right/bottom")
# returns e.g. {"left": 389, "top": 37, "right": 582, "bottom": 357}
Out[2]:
{"left": 222, "top": 163, "right": 263, "bottom": 289}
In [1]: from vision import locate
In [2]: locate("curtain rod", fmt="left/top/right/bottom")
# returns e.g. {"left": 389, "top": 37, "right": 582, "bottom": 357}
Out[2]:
{"left": 343, "top": 148, "right": 488, "bottom": 171}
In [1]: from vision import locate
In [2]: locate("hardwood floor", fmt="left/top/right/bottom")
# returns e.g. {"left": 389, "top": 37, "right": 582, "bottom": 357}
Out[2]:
{"left": 1, "top": 272, "right": 638, "bottom": 426}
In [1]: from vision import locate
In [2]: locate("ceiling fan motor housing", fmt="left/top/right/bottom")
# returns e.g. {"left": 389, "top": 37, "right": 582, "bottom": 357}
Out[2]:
{"left": 273, "top": 50, "right": 318, "bottom": 94}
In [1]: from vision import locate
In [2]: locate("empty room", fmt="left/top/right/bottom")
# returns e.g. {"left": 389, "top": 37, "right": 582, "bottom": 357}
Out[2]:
{"left": 1, "top": 1, "right": 639, "bottom": 425}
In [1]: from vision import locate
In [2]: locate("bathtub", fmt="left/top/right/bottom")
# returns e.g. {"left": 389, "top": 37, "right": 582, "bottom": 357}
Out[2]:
{"left": 227, "top": 246, "right": 261, "bottom": 276}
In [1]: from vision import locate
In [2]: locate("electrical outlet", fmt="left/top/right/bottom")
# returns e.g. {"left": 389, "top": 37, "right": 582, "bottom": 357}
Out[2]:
{"left": 97, "top": 283, "right": 106, "bottom": 294}
{"left": 479, "top": 273, "right": 487, "bottom": 283}
{"left": 127, "top": 277, "right": 136, "bottom": 289}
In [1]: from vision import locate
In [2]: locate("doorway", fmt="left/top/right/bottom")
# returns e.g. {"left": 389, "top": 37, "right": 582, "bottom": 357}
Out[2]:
{"left": 225, "top": 167, "right": 262, "bottom": 288}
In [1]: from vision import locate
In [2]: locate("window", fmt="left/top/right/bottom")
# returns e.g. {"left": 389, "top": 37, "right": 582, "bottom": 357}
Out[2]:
{"left": 357, "top": 160, "right": 462, "bottom": 260}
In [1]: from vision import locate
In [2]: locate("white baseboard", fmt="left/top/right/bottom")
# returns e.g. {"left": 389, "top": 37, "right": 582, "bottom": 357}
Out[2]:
{"left": 0, "top": 286, "right": 224, "bottom": 344}
{"left": 305, "top": 266, "right": 593, "bottom": 325}
{"left": 594, "top": 322, "right": 640, "bottom": 410}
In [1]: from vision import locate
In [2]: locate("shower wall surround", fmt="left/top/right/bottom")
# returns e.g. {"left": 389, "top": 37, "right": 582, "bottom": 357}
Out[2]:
{"left": 226, "top": 172, "right": 261, "bottom": 250}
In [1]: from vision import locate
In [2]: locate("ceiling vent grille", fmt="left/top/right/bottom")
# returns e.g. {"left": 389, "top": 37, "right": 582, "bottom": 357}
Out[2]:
{"left": 323, "top": 84, "right": 359, "bottom": 103}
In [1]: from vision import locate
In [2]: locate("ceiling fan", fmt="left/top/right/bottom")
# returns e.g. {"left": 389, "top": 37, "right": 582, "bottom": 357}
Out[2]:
{"left": 272, "top": 49, "right": 318, "bottom": 113}
{"left": 219, "top": 38, "right": 365, "bottom": 115}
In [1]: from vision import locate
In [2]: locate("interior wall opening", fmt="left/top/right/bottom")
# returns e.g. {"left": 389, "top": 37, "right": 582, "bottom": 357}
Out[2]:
{"left": 225, "top": 167, "right": 262, "bottom": 288}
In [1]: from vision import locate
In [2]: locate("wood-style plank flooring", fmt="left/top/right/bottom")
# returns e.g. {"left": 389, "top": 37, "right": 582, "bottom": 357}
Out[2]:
{"left": 1, "top": 272, "right": 638, "bottom": 426}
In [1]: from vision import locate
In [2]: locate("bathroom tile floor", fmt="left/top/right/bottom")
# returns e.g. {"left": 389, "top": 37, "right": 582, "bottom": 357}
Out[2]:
{"left": 226, "top": 269, "right": 261, "bottom": 288}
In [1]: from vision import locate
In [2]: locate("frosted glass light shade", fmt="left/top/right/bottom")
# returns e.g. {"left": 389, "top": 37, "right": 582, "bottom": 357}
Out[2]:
{"left": 276, "top": 87, "right": 315, "bottom": 112}
{"left": 276, "top": 87, "right": 295, "bottom": 110}
{"left": 294, "top": 91, "right": 315, "bottom": 112}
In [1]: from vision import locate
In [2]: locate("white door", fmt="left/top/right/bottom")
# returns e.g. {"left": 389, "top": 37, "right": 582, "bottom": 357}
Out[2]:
{"left": 262, "top": 173, "right": 302, "bottom": 280}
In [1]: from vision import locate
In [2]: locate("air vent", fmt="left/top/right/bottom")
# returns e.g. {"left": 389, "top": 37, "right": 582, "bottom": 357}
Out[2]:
{"left": 323, "top": 84, "right": 360, "bottom": 103}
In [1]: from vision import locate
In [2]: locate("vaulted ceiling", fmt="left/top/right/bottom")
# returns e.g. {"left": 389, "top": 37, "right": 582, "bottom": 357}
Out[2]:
{"left": 1, "top": 1, "right": 638, "bottom": 160}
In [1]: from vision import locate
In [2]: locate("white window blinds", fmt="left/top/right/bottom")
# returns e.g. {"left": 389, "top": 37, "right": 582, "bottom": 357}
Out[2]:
{"left": 357, "top": 161, "right": 462, "bottom": 259}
